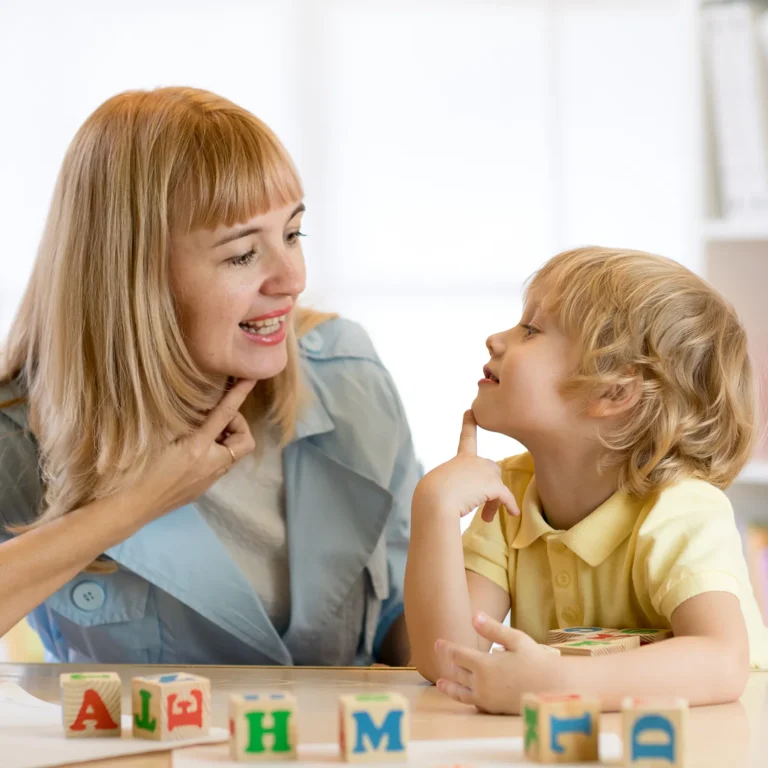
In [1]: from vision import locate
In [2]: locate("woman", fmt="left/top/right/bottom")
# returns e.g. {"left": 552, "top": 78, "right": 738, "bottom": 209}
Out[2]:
{"left": 0, "top": 87, "right": 419, "bottom": 666}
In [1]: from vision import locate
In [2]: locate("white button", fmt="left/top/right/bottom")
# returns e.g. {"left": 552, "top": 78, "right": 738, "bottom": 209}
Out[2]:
{"left": 71, "top": 581, "right": 106, "bottom": 612}
{"left": 301, "top": 330, "right": 324, "bottom": 353}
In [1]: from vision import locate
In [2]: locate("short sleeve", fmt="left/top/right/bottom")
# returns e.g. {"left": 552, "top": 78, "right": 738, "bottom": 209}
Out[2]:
{"left": 634, "top": 481, "right": 744, "bottom": 621}
{"left": 462, "top": 504, "right": 510, "bottom": 592}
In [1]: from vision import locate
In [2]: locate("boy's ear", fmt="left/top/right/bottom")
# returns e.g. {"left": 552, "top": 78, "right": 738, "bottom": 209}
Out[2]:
{"left": 587, "top": 375, "right": 642, "bottom": 418}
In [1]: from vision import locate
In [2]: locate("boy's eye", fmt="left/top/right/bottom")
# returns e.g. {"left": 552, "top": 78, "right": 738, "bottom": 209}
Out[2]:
{"left": 521, "top": 324, "right": 538, "bottom": 338}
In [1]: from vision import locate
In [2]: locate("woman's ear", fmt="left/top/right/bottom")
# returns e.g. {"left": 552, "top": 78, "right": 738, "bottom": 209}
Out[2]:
{"left": 587, "top": 374, "right": 642, "bottom": 419}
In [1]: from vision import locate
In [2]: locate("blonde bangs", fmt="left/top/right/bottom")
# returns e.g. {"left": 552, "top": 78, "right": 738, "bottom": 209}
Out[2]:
{"left": 168, "top": 98, "right": 303, "bottom": 233}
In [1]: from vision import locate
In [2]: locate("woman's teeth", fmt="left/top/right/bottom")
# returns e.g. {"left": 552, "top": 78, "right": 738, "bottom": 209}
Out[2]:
{"left": 240, "top": 317, "right": 283, "bottom": 335}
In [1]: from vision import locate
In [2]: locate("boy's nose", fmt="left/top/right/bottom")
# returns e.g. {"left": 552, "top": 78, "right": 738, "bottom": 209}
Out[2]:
{"left": 486, "top": 332, "right": 505, "bottom": 357}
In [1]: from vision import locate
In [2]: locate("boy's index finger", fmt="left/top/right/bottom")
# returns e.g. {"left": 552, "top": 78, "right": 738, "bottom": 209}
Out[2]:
{"left": 457, "top": 410, "right": 478, "bottom": 456}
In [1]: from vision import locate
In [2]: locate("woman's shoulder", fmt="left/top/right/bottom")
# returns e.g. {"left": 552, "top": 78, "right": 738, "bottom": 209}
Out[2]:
{"left": 0, "top": 377, "right": 30, "bottom": 430}
{"left": 298, "top": 316, "right": 406, "bottom": 430}
{"left": 0, "top": 379, "right": 42, "bottom": 528}
{"left": 298, "top": 316, "right": 382, "bottom": 366}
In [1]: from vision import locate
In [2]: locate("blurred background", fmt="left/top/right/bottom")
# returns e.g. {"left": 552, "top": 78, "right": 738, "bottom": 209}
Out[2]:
{"left": 1, "top": 0, "right": 767, "bottom": 661}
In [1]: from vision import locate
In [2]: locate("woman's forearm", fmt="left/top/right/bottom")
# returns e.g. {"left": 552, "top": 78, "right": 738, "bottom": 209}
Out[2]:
{"left": 404, "top": 499, "right": 476, "bottom": 683}
{"left": 559, "top": 636, "right": 749, "bottom": 709}
{"left": 0, "top": 491, "right": 150, "bottom": 637}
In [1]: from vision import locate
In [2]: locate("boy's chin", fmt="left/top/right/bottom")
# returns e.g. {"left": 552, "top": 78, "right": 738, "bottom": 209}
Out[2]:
{"left": 471, "top": 400, "right": 505, "bottom": 435}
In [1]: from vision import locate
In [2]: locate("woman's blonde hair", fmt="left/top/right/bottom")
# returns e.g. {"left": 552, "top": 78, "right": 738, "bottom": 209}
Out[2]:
{"left": 528, "top": 246, "right": 756, "bottom": 497}
{"left": 0, "top": 86, "right": 332, "bottom": 532}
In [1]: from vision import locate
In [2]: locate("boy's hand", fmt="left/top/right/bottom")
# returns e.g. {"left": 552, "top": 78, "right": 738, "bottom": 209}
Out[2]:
{"left": 413, "top": 410, "right": 519, "bottom": 522}
{"left": 434, "top": 612, "right": 561, "bottom": 715}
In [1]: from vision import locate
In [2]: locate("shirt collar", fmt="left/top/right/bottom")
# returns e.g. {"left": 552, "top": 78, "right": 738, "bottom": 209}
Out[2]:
{"left": 511, "top": 475, "right": 644, "bottom": 567}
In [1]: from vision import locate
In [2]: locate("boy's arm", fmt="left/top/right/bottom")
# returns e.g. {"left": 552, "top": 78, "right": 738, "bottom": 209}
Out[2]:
{"left": 404, "top": 495, "right": 510, "bottom": 682}
{"left": 404, "top": 411, "right": 517, "bottom": 683}
{"left": 436, "top": 591, "right": 749, "bottom": 714}
{"left": 560, "top": 591, "right": 749, "bottom": 707}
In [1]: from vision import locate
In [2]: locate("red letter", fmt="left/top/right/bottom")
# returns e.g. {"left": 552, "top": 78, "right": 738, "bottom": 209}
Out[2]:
{"left": 69, "top": 689, "right": 119, "bottom": 732}
{"left": 167, "top": 689, "right": 203, "bottom": 731}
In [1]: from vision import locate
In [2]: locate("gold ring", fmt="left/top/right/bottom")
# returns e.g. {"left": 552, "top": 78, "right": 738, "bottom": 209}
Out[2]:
{"left": 226, "top": 445, "right": 237, "bottom": 464}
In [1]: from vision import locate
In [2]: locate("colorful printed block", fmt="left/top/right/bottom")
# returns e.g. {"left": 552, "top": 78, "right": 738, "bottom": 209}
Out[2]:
{"left": 522, "top": 693, "right": 600, "bottom": 764}
{"left": 132, "top": 673, "right": 210, "bottom": 741}
{"left": 339, "top": 693, "right": 409, "bottom": 763}
{"left": 605, "top": 628, "right": 673, "bottom": 645}
{"left": 60, "top": 672, "right": 121, "bottom": 738}
{"left": 546, "top": 627, "right": 616, "bottom": 645}
{"left": 552, "top": 636, "right": 641, "bottom": 656}
{"left": 622, "top": 697, "right": 687, "bottom": 767}
{"left": 547, "top": 627, "right": 672, "bottom": 646}
{"left": 229, "top": 692, "right": 297, "bottom": 762}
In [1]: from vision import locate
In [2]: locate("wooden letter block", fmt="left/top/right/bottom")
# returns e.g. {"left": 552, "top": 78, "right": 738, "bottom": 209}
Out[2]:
{"left": 339, "top": 693, "right": 409, "bottom": 763}
{"left": 522, "top": 693, "right": 600, "bottom": 764}
{"left": 60, "top": 672, "right": 121, "bottom": 738}
{"left": 606, "top": 628, "right": 673, "bottom": 645}
{"left": 229, "top": 692, "right": 297, "bottom": 762}
{"left": 132, "top": 673, "right": 210, "bottom": 741}
{"left": 546, "top": 627, "right": 616, "bottom": 645}
{"left": 622, "top": 697, "right": 687, "bottom": 767}
{"left": 552, "top": 637, "right": 641, "bottom": 656}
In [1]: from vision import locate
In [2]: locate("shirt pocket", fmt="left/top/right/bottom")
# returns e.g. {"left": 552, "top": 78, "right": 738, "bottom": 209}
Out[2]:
{"left": 42, "top": 565, "right": 160, "bottom": 663}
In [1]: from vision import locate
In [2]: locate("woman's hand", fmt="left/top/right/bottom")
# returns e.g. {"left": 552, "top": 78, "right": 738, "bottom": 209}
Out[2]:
{"left": 412, "top": 410, "right": 519, "bottom": 522}
{"left": 130, "top": 378, "right": 257, "bottom": 521}
{"left": 434, "top": 612, "right": 562, "bottom": 714}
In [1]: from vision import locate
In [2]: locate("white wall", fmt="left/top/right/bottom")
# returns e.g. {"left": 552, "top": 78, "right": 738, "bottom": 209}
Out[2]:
{"left": 0, "top": 0, "right": 696, "bottom": 473}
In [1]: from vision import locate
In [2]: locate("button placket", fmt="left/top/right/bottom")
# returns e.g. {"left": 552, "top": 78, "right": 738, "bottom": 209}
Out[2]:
{"left": 547, "top": 537, "right": 581, "bottom": 626}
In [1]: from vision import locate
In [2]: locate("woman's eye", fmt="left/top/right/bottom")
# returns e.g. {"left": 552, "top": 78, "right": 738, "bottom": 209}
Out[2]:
{"left": 286, "top": 230, "right": 307, "bottom": 245}
{"left": 229, "top": 249, "right": 256, "bottom": 267}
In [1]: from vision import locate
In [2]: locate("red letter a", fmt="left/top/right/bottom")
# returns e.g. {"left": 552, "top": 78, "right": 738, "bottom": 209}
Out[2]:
{"left": 70, "top": 689, "right": 119, "bottom": 731}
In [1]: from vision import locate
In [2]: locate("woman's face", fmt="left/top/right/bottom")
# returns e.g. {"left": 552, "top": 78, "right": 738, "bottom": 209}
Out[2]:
{"left": 170, "top": 200, "right": 307, "bottom": 383}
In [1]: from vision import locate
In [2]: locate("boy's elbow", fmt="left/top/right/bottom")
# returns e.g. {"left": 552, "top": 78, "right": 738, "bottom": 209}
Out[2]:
{"left": 409, "top": 649, "right": 439, "bottom": 685}
{"left": 714, "top": 643, "right": 750, "bottom": 703}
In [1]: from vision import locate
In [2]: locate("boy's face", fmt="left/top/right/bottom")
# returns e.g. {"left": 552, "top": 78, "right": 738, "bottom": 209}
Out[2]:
{"left": 472, "top": 298, "right": 590, "bottom": 443}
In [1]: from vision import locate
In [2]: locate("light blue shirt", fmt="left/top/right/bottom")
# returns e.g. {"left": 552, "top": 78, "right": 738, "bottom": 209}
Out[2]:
{"left": 0, "top": 318, "right": 421, "bottom": 665}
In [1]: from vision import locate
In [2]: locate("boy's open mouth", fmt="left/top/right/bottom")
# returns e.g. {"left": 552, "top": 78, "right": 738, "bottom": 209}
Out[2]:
{"left": 483, "top": 365, "right": 500, "bottom": 383}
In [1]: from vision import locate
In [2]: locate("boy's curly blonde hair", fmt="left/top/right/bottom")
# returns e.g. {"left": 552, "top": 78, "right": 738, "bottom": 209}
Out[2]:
{"left": 528, "top": 246, "right": 756, "bottom": 497}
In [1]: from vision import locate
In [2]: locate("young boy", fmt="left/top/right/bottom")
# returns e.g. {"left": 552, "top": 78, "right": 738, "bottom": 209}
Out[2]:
{"left": 404, "top": 246, "right": 768, "bottom": 714}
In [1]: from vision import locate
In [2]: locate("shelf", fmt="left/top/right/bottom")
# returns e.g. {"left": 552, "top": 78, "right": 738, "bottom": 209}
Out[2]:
{"left": 734, "top": 460, "right": 768, "bottom": 485}
{"left": 704, "top": 220, "right": 768, "bottom": 243}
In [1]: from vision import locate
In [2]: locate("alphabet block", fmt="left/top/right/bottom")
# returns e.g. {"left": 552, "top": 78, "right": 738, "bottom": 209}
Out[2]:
{"left": 132, "top": 673, "right": 210, "bottom": 741}
{"left": 60, "top": 672, "right": 121, "bottom": 738}
{"left": 606, "top": 629, "right": 673, "bottom": 645}
{"left": 229, "top": 692, "right": 297, "bottom": 762}
{"left": 522, "top": 693, "right": 600, "bottom": 763}
{"left": 622, "top": 697, "right": 687, "bottom": 767}
{"left": 546, "top": 627, "right": 616, "bottom": 645}
{"left": 339, "top": 692, "right": 409, "bottom": 763}
{"left": 552, "top": 636, "right": 641, "bottom": 656}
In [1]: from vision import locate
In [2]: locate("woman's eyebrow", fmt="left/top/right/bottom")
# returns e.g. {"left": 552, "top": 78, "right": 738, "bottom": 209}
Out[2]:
{"left": 212, "top": 203, "right": 306, "bottom": 248}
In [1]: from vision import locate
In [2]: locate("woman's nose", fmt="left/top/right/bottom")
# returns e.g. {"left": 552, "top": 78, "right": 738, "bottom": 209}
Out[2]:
{"left": 261, "top": 247, "right": 306, "bottom": 297}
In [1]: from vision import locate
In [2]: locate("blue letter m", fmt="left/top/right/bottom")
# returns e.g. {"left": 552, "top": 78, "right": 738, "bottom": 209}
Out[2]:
{"left": 352, "top": 709, "right": 405, "bottom": 754}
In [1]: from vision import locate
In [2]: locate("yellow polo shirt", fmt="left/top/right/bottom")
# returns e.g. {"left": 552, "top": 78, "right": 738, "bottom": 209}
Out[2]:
{"left": 462, "top": 454, "right": 768, "bottom": 670}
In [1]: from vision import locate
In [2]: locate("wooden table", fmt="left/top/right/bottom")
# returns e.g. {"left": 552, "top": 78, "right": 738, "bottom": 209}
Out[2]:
{"left": 2, "top": 664, "right": 766, "bottom": 767}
